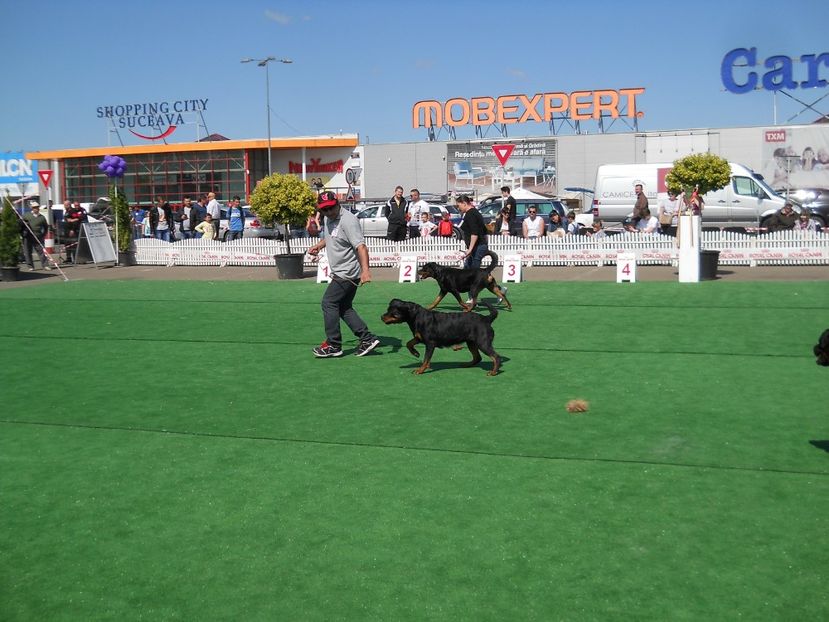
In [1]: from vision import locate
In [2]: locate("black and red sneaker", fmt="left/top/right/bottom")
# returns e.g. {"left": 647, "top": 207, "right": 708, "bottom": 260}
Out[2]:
{"left": 313, "top": 341, "right": 343, "bottom": 358}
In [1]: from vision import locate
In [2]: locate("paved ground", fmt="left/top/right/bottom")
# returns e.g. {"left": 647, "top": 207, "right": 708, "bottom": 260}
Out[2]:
{"left": 1, "top": 261, "right": 827, "bottom": 289}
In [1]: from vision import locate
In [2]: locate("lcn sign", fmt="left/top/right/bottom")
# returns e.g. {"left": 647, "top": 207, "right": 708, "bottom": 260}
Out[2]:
{"left": 412, "top": 88, "right": 645, "bottom": 129}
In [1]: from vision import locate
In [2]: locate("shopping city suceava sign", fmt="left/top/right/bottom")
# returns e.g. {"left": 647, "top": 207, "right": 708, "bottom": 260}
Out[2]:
{"left": 96, "top": 98, "right": 209, "bottom": 140}
{"left": 412, "top": 88, "right": 645, "bottom": 129}
{"left": 721, "top": 48, "right": 829, "bottom": 93}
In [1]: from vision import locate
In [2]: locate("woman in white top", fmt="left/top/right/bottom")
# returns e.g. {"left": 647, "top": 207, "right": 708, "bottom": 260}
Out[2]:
{"left": 522, "top": 208, "right": 545, "bottom": 238}
{"left": 658, "top": 190, "right": 681, "bottom": 231}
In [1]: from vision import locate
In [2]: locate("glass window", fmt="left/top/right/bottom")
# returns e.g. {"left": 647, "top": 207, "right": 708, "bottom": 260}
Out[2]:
{"left": 733, "top": 176, "right": 759, "bottom": 197}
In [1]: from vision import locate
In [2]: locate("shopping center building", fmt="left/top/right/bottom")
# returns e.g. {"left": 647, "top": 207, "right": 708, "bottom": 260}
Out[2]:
{"left": 25, "top": 135, "right": 360, "bottom": 207}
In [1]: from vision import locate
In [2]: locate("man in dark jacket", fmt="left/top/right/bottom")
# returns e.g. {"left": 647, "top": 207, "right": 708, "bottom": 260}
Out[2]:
{"left": 382, "top": 185, "right": 408, "bottom": 241}
{"left": 765, "top": 202, "right": 798, "bottom": 232}
{"left": 632, "top": 183, "right": 649, "bottom": 223}
{"left": 63, "top": 201, "right": 87, "bottom": 263}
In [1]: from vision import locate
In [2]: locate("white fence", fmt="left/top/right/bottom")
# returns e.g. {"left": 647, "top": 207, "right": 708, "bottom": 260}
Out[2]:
{"left": 133, "top": 231, "right": 829, "bottom": 268}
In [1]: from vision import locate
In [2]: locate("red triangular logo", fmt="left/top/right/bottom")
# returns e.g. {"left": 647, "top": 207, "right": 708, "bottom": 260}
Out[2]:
{"left": 491, "top": 144, "right": 515, "bottom": 166}
{"left": 38, "top": 170, "right": 53, "bottom": 186}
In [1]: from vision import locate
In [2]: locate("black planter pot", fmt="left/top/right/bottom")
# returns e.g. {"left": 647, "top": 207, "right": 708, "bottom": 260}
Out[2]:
{"left": 274, "top": 253, "right": 305, "bottom": 279}
{"left": 1, "top": 266, "right": 20, "bottom": 281}
{"left": 118, "top": 250, "right": 136, "bottom": 266}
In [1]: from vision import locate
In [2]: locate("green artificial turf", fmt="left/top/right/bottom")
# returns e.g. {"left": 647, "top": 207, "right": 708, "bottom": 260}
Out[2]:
{"left": 1, "top": 279, "right": 828, "bottom": 620}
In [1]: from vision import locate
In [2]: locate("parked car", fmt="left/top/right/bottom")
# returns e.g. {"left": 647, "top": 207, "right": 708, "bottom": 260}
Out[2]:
{"left": 355, "top": 203, "right": 462, "bottom": 238}
{"left": 774, "top": 188, "right": 829, "bottom": 229}
{"left": 477, "top": 197, "right": 567, "bottom": 236}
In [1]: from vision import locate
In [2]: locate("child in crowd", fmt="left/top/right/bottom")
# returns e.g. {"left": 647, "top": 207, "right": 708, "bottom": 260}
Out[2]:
{"left": 437, "top": 211, "right": 454, "bottom": 237}
{"left": 194, "top": 213, "right": 215, "bottom": 240}
{"left": 418, "top": 211, "right": 437, "bottom": 237}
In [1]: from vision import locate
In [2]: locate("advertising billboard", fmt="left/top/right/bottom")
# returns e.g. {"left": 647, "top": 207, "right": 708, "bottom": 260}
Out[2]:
{"left": 0, "top": 152, "right": 38, "bottom": 196}
{"left": 447, "top": 138, "right": 558, "bottom": 195}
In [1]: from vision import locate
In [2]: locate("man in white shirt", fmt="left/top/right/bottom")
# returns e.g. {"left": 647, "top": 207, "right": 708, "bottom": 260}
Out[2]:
{"left": 407, "top": 189, "right": 429, "bottom": 239}
{"left": 206, "top": 192, "right": 221, "bottom": 240}
{"left": 522, "top": 207, "right": 544, "bottom": 239}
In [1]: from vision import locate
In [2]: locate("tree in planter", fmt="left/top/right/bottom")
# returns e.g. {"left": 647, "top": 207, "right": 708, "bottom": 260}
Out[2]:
{"left": 249, "top": 173, "right": 317, "bottom": 255}
{"left": 0, "top": 194, "right": 22, "bottom": 269}
{"left": 665, "top": 153, "right": 731, "bottom": 210}
{"left": 109, "top": 183, "right": 132, "bottom": 253}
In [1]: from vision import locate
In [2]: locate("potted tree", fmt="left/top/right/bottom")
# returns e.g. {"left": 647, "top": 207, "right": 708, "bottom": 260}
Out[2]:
{"left": 110, "top": 183, "right": 134, "bottom": 265}
{"left": 250, "top": 173, "right": 316, "bottom": 279}
{"left": 665, "top": 153, "right": 731, "bottom": 281}
{"left": 665, "top": 153, "right": 731, "bottom": 211}
{"left": 0, "top": 194, "right": 22, "bottom": 281}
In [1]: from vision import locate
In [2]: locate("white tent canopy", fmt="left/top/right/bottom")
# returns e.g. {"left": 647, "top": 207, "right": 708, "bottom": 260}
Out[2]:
{"left": 510, "top": 187, "right": 549, "bottom": 200}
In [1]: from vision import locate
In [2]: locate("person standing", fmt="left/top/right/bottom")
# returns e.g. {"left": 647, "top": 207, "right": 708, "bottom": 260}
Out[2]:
{"left": 308, "top": 191, "right": 380, "bottom": 358}
{"left": 22, "top": 202, "right": 50, "bottom": 270}
{"left": 190, "top": 196, "right": 207, "bottom": 238}
{"left": 206, "top": 192, "right": 221, "bottom": 240}
{"left": 226, "top": 196, "right": 245, "bottom": 241}
{"left": 658, "top": 190, "right": 681, "bottom": 234}
{"left": 383, "top": 185, "right": 408, "bottom": 241}
{"left": 63, "top": 200, "right": 87, "bottom": 263}
{"left": 131, "top": 204, "right": 146, "bottom": 238}
{"left": 407, "top": 188, "right": 429, "bottom": 239}
{"left": 495, "top": 186, "right": 517, "bottom": 235}
{"left": 178, "top": 196, "right": 193, "bottom": 240}
{"left": 633, "top": 183, "right": 648, "bottom": 223}
{"left": 456, "top": 194, "right": 489, "bottom": 269}
{"left": 150, "top": 197, "right": 173, "bottom": 242}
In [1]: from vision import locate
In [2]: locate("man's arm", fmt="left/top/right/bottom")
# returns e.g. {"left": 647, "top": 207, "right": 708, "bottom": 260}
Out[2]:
{"left": 308, "top": 237, "right": 327, "bottom": 255}
{"left": 356, "top": 243, "right": 372, "bottom": 284}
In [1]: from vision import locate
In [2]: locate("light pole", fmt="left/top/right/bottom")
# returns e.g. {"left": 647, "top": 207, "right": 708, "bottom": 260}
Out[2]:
{"left": 241, "top": 56, "right": 292, "bottom": 176}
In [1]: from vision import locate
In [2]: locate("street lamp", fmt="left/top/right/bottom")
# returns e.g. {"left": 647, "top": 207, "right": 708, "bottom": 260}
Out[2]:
{"left": 241, "top": 56, "right": 292, "bottom": 176}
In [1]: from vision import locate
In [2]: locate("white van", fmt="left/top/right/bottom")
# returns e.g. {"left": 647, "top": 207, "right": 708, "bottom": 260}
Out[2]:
{"left": 588, "top": 162, "right": 786, "bottom": 228}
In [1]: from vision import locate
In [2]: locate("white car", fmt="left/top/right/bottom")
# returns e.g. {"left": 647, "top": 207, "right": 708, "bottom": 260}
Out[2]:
{"left": 355, "top": 203, "right": 462, "bottom": 238}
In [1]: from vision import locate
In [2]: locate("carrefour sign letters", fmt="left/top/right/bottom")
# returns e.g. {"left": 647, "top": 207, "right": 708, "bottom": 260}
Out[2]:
{"left": 721, "top": 48, "right": 829, "bottom": 94}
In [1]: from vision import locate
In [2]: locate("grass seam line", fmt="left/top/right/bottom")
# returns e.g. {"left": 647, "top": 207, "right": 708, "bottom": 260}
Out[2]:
{"left": 2, "top": 418, "right": 827, "bottom": 478}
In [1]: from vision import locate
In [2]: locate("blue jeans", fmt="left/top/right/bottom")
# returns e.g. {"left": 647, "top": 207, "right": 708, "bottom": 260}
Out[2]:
{"left": 155, "top": 229, "right": 170, "bottom": 242}
{"left": 464, "top": 243, "right": 489, "bottom": 269}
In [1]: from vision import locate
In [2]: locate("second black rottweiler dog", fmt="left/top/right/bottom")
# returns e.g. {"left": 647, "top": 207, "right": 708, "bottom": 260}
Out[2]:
{"left": 418, "top": 250, "right": 512, "bottom": 312}
{"left": 815, "top": 329, "right": 829, "bottom": 366}
{"left": 381, "top": 298, "right": 501, "bottom": 375}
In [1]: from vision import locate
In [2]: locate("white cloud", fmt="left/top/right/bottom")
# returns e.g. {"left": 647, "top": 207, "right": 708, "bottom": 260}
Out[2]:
{"left": 508, "top": 68, "right": 527, "bottom": 79}
{"left": 265, "top": 10, "right": 292, "bottom": 25}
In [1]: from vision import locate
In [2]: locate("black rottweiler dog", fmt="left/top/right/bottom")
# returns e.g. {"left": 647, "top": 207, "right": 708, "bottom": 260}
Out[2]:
{"left": 418, "top": 250, "right": 512, "bottom": 312}
{"left": 381, "top": 298, "right": 501, "bottom": 375}
{"left": 815, "top": 329, "right": 829, "bottom": 366}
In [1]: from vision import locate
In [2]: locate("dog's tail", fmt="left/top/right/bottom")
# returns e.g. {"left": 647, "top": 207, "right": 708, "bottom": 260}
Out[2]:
{"left": 479, "top": 300, "right": 498, "bottom": 323}
{"left": 483, "top": 250, "right": 499, "bottom": 274}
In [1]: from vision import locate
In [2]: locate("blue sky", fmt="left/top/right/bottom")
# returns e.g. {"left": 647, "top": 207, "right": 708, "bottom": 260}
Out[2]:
{"left": 2, "top": 0, "right": 828, "bottom": 152}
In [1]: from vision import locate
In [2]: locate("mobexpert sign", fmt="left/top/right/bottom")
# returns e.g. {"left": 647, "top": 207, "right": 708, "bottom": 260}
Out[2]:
{"left": 721, "top": 48, "right": 829, "bottom": 93}
{"left": 0, "top": 152, "right": 36, "bottom": 184}
{"left": 413, "top": 88, "right": 645, "bottom": 129}
{"left": 95, "top": 98, "right": 209, "bottom": 140}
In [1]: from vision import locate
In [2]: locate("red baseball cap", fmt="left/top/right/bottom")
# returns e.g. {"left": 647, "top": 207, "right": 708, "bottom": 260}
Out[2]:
{"left": 317, "top": 191, "right": 339, "bottom": 210}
